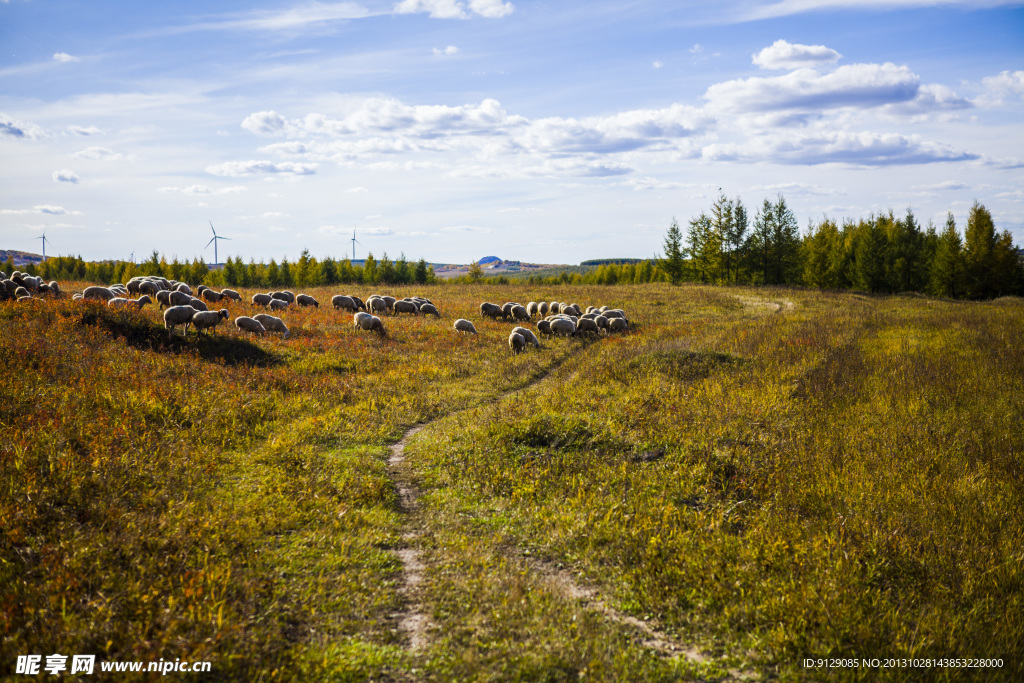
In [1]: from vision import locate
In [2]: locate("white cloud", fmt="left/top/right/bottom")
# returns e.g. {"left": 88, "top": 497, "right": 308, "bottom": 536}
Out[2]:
{"left": 742, "top": 0, "right": 1024, "bottom": 22}
{"left": 748, "top": 182, "right": 845, "bottom": 195}
{"left": 441, "top": 224, "right": 491, "bottom": 233}
{"left": 53, "top": 52, "right": 80, "bottom": 63}
{"left": 0, "top": 113, "right": 45, "bottom": 140}
{"left": 159, "top": 184, "right": 250, "bottom": 195}
{"left": 168, "top": 2, "right": 375, "bottom": 33}
{"left": 53, "top": 169, "right": 80, "bottom": 183}
{"left": 702, "top": 129, "right": 978, "bottom": 166}
{"left": 752, "top": 39, "right": 841, "bottom": 70}
{"left": 205, "top": 160, "right": 318, "bottom": 176}
{"left": 1, "top": 205, "right": 80, "bottom": 215}
{"left": 394, "top": 0, "right": 513, "bottom": 19}
{"left": 433, "top": 45, "right": 460, "bottom": 55}
{"left": 69, "top": 125, "right": 102, "bottom": 136}
{"left": 72, "top": 146, "right": 125, "bottom": 161}
{"left": 707, "top": 63, "right": 923, "bottom": 113}
{"left": 653, "top": 61, "right": 664, "bottom": 69}
{"left": 242, "top": 110, "right": 290, "bottom": 136}
{"left": 976, "top": 70, "right": 1024, "bottom": 106}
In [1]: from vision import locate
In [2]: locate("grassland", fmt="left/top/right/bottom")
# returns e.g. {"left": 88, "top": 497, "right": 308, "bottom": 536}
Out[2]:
{"left": 2, "top": 284, "right": 1021, "bottom": 681}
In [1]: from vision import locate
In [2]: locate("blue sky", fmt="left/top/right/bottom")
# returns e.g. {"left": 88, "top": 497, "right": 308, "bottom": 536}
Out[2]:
{"left": 2, "top": 0, "right": 1022, "bottom": 265}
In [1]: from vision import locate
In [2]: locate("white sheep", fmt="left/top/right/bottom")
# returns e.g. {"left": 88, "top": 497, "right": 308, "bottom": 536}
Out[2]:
{"left": 191, "top": 309, "right": 230, "bottom": 336}
{"left": 253, "top": 313, "right": 290, "bottom": 339}
{"left": 354, "top": 312, "right": 387, "bottom": 337}
{"left": 511, "top": 326, "right": 540, "bottom": 348}
{"left": 82, "top": 286, "right": 116, "bottom": 302}
{"left": 453, "top": 318, "right": 477, "bottom": 335}
{"left": 175, "top": 283, "right": 192, "bottom": 295}
{"left": 332, "top": 294, "right": 357, "bottom": 312}
{"left": 510, "top": 305, "right": 530, "bottom": 322}
{"left": 480, "top": 302, "right": 502, "bottom": 320}
{"left": 220, "top": 289, "right": 242, "bottom": 301}
{"left": 508, "top": 331, "right": 526, "bottom": 355}
{"left": 252, "top": 293, "right": 273, "bottom": 308}
{"left": 163, "top": 305, "right": 198, "bottom": 337}
{"left": 419, "top": 302, "right": 441, "bottom": 317}
{"left": 549, "top": 318, "right": 576, "bottom": 337}
{"left": 268, "top": 298, "right": 289, "bottom": 311}
{"left": 235, "top": 316, "right": 266, "bottom": 335}
{"left": 296, "top": 294, "right": 319, "bottom": 308}
{"left": 393, "top": 300, "right": 419, "bottom": 315}
{"left": 168, "top": 290, "right": 192, "bottom": 307}
{"left": 609, "top": 317, "right": 628, "bottom": 333}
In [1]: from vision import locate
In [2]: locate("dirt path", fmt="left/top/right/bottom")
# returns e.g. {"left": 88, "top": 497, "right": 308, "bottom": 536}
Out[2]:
{"left": 382, "top": 343, "right": 743, "bottom": 674}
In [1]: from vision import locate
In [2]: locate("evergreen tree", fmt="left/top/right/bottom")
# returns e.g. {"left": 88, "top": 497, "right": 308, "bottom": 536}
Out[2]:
{"left": 378, "top": 252, "right": 396, "bottom": 284}
{"left": 853, "top": 218, "right": 887, "bottom": 293}
{"left": 769, "top": 195, "right": 801, "bottom": 284}
{"left": 279, "top": 258, "right": 294, "bottom": 287}
{"left": 415, "top": 258, "right": 429, "bottom": 285}
{"left": 467, "top": 259, "right": 484, "bottom": 283}
{"left": 362, "top": 253, "right": 377, "bottom": 284}
{"left": 930, "top": 212, "right": 963, "bottom": 298}
{"left": 266, "top": 259, "right": 281, "bottom": 287}
{"left": 802, "top": 218, "right": 843, "bottom": 289}
{"left": 296, "top": 249, "right": 315, "bottom": 286}
{"left": 688, "top": 212, "right": 719, "bottom": 283}
{"left": 395, "top": 253, "right": 411, "bottom": 284}
{"left": 888, "top": 209, "right": 923, "bottom": 292}
{"left": 661, "top": 217, "right": 687, "bottom": 285}
{"left": 964, "top": 201, "right": 998, "bottom": 299}
{"left": 319, "top": 257, "right": 338, "bottom": 285}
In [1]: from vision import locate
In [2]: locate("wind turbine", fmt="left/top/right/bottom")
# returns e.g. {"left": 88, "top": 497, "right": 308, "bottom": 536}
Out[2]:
{"left": 37, "top": 231, "right": 52, "bottom": 262}
{"left": 206, "top": 221, "right": 231, "bottom": 266}
{"left": 129, "top": 250, "right": 135, "bottom": 264}
{"left": 351, "top": 229, "right": 363, "bottom": 261}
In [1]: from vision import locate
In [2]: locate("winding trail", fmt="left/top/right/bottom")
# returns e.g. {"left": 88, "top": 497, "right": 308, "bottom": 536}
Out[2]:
{"left": 382, "top": 342, "right": 754, "bottom": 678}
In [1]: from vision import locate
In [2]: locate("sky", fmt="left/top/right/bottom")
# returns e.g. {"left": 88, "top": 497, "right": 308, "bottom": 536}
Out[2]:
{"left": 1, "top": 0, "right": 1022, "bottom": 265}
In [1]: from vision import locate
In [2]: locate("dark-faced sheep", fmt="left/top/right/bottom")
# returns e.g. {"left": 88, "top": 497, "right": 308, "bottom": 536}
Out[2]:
{"left": 512, "top": 326, "right": 540, "bottom": 348}
{"left": 393, "top": 300, "right": 419, "bottom": 315}
{"left": 202, "top": 288, "right": 224, "bottom": 303}
{"left": 355, "top": 312, "right": 387, "bottom": 337}
{"left": 419, "top": 303, "right": 441, "bottom": 317}
{"left": 220, "top": 289, "right": 242, "bottom": 302}
{"left": 192, "top": 309, "right": 230, "bottom": 336}
{"left": 510, "top": 305, "right": 530, "bottom": 322}
{"left": 269, "top": 299, "right": 289, "bottom": 312}
{"left": 332, "top": 295, "right": 357, "bottom": 312}
{"left": 536, "top": 319, "right": 552, "bottom": 337}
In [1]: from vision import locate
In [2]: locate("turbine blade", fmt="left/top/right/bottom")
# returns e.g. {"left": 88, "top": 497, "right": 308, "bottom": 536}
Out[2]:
{"left": 220, "top": 236, "right": 232, "bottom": 241}
{"left": 206, "top": 236, "right": 216, "bottom": 248}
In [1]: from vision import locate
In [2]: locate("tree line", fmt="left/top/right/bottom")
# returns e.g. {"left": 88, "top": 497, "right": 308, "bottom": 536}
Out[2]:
{"left": 658, "top": 194, "right": 1021, "bottom": 299}
{"left": 13, "top": 250, "right": 437, "bottom": 288}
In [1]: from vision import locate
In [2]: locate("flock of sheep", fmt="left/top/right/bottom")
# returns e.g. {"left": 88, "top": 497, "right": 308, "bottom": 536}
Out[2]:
{"left": 472, "top": 299, "right": 630, "bottom": 354}
{"left": 2, "top": 271, "right": 631, "bottom": 353}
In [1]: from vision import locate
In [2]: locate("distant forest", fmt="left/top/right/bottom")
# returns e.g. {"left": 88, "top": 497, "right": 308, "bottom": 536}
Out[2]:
{"left": 9, "top": 195, "right": 1022, "bottom": 299}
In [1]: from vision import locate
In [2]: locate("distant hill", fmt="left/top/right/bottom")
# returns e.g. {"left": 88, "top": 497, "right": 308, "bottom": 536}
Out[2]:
{"left": 477, "top": 256, "right": 501, "bottom": 265}
{"left": 0, "top": 250, "right": 43, "bottom": 266}
{"left": 580, "top": 258, "right": 650, "bottom": 266}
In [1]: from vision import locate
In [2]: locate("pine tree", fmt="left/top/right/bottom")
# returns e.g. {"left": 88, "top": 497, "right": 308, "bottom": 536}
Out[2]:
{"left": 319, "top": 257, "right": 338, "bottom": 285}
{"left": 362, "top": 253, "right": 377, "bottom": 284}
{"left": 853, "top": 218, "right": 886, "bottom": 293}
{"left": 930, "top": 212, "right": 963, "bottom": 298}
{"left": 467, "top": 259, "right": 484, "bottom": 283}
{"left": 661, "top": 218, "right": 686, "bottom": 285}
{"left": 378, "top": 252, "right": 396, "bottom": 284}
{"left": 279, "top": 258, "right": 294, "bottom": 287}
{"left": 415, "top": 258, "right": 429, "bottom": 285}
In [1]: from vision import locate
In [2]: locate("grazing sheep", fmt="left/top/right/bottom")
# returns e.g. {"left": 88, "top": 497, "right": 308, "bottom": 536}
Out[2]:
{"left": 83, "top": 286, "right": 116, "bottom": 302}
{"left": 168, "top": 290, "right": 192, "bottom": 307}
{"left": 175, "top": 283, "right": 192, "bottom": 295}
{"left": 252, "top": 293, "right": 273, "bottom": 308}
{"left": 271, "top": 291, "right": 290, "bottom": 302}
{"left": 156, "top": 290, "right": 173, "bottom": 309}
{"left": 453, "top": 318, "right": 477, "bottom": 335}
{"left": 536, "top": 319, "right": 552, "bottom": 337}
{"left": 510, "top": 304, "right": 531, "bottom": 322}
{"left": 382, "top": 295, "right": 397, "bottom": 312}
{"left": 354, "top": 312, "right": 387, "bottom": 337}
{"left": 108, "top": 296, "right": 152, "bottom": 310}
{"left": 202, "top": 288, "right": 224, "bottom": 303}
{"left": 347, "top": 295, "right": 365, "bottom": 311}
{"left": 235, "top": 316, "right": 266, "bottom": 335}
{"left": 538, "top": 301, "right": 549, "bottom": 316}
{"left": 393, "top": 300, "right": 419, "bottom": 315}
{"left": 609, "top": 317, "right": 628, "bottom": 333}
{"left": 549, "top": 318, "right": 576, "bottom": 337}
{"left": 188, "top": 297, "right": 209, "bottom": 312}
{"left": 419, "top": 302, "right": 441, "bottom": 318}
{"left": 512, "top": 326, "right": 540, "bottom": 348}
{"left": 501, "top": 302, "right": 520, "bottom": 321}
{"left": 269, "top": 298, "right": 289, "bottom": 312}
{"left": 575, "top": 318, "right": 600, "bottom": 336}
{"left": 603, "top": 309, "right": 626, "bottom": 320}
{"left": 332, "top": 294, "right": 357, "bottom": 312}
{"left": 220, "top": 288, "right": 241, "bottom": 301}
{"left": 509, "top": 332, "right": 526, "bottom": 355}
{"left": 526, "top": 302, "right": 539, "bottom": 317}
{"left": 139, "top": 280, "right": 161, "bottom": 296}
{"left": 367, "top": 297, "right": 387, "bottom": 315}
{"left": 296, "top": 293, "right": 319, "bottom": 308}
{"left": 594, "top": 315, "right": 610, "bottom": 332}
{"left": 280, "top": 290, "right": 296, "bottom": 304}
{"left": 549, "top": 301, "right": 560, "bottom": 315}
{"left": 480, "top": 302, "right": 502, "bottom": 320}
{"left": 253, "top": 313, "right": 290, "bottom": 339}
{"left": 191, "top": 309, "right": 230, "bottom": 336}
{"left": 15, "top": 286, "right": 30, "bottom": 299}
{"left": 163, "top": 305, "right": 198, "bottom": 337}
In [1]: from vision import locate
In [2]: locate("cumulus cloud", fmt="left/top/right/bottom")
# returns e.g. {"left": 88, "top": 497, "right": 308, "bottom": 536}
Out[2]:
{"left": 72, "top": 146, "right": 125, "bottom": 161}
{"left": 0, "top": 113, "right": 45, "bottom": 140}
{"left": 205, "top": 160, "right": 318, "bottom": 176}
{"left": 53, "top": 169, "right": 80, "bottom": 183}
{"left": 752, "top": 39, "right": 841, "bottom": 70}
{"left": 394, "top": 0, "right": 513, "bottom": 19}
{"left": 242, "top": 110, "right": 290, "bottom": 136}
{"left": 433, "top": 45, "right": 459, "bottom": 55}
{"left": 53, "top": 52, "right": 80, "bottom": 63}
{"left": 69, "top": 125, "right": 102, "bottom": 136}
{"left": 976, "top": 70, "right": 1024, "bottom": 106}
{"left": 706, "top": 63, "right": 921, "bottom": 113}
